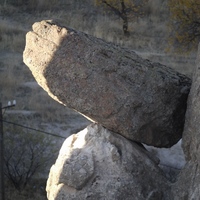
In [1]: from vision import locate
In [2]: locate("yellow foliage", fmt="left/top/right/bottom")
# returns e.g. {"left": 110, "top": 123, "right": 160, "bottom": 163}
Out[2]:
{"left": 168, "top": 0, "right": 200, "bottom": 53}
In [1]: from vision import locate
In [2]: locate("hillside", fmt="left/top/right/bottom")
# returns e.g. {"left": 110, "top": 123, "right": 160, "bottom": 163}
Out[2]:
{"left": 0, "top": 0, "right": 195, "bottom": 113}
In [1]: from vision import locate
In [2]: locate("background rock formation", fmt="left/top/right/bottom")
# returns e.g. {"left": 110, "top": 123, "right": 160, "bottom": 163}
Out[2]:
{"left": 23, "top": 20, "right": 191, "bottom": 148}
{"left": 172, "top": 45, "right": 200, "bottom": 199}
{"left": 46, "top": 123, "right": 172, "bottom": 200}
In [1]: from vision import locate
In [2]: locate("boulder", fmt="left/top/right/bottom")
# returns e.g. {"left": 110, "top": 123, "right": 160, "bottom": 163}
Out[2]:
{"left": 172, "top": 45, "right": 200, "bottom": 199}
{"left": 46, "top": 123, "right": 172, "bottom": 200}
{"left": 23, "top": 20, "right": 191, "bottom": 147}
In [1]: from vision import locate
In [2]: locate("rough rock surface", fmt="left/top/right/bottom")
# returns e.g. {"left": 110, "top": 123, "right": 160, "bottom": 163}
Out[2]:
{"left": 172, "top": 45, "right": 200, "bottom": 199}
{"left": 144, "top": 139, "right": 186, "bottom": 183}
{"left": 23, "top": 20, "right": 191, "bottom": 147}
{"left": 46, "top": 123, "right": 172, "bottom": 200}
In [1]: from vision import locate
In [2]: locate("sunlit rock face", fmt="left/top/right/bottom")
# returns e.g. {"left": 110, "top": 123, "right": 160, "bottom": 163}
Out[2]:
{"left": 172, "top": 44, "right": 200, "bottom": 199}
{"left": 46, "top": 123, "right": 172, "bottom": 200}
{"left": 23, "top": 20, "right": 191, "bottom": 148}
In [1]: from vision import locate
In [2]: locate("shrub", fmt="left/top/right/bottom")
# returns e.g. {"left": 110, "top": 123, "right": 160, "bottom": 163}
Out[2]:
{"left": 4, "top": 123, "right": 57, "bottom": 191}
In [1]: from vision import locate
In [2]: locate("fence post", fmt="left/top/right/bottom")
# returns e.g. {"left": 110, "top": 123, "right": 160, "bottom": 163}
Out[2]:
{"left": 0, "top": 102, "right": 5, "bottom": 200}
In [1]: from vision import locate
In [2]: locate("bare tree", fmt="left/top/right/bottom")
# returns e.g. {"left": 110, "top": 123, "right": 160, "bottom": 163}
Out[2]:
{"left": 95, "top": 0, "right": 148, "bottom": 35}
{"left": 4, "top": 125, "right": 57, "bottom": 191}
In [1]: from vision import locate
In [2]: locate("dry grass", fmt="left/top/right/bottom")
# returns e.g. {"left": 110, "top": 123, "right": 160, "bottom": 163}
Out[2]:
{"left": 0, "top": 19, "right": 25, "bottom": 52}
{"left": 5, "top": 179, "right": 47, "bottom": 200}
{"left": 0, "top": 0, "right": 169, "bottom": 54}
{"left": 1, "top": 0, "right": 58, "bottom": 11}
{"left": 25, "top": 0, "right": 58, "bottom": 11}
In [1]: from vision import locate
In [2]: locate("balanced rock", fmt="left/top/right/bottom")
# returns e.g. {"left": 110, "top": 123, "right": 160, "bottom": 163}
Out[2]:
{"left": 46, "top": 123, "right": 172, "bottom": 200}
{"left": 23, "top": 20, "right": 191, "bottom": 147}
{"left": 172, "top": 45, "right": 200, "bottom": 199}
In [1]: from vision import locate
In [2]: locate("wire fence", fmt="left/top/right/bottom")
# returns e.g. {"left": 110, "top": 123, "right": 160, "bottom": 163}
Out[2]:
{"left": 1, "top": 119, "right": 66, "bottom": 139}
